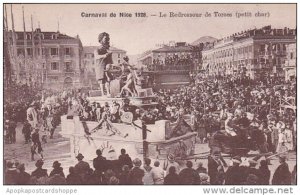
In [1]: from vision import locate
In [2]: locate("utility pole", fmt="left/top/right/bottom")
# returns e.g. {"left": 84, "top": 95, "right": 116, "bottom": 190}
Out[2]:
{"left": 142, "top": 121, "right": 149, "bottom": 159}
{"left": 10, "top": 4, "right": 18, "bottom": 82}
{"left": 22, "top": 6, "right": 28, "bottom": 85}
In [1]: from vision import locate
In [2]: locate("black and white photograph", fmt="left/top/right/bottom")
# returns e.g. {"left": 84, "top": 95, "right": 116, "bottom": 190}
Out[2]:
{"left": 2, "top": 3, "right": 297, "bottom": 188}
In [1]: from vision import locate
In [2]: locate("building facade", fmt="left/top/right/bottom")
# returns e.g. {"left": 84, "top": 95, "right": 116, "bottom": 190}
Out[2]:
{"left": 283, "top": 43, "right": 296, "bottom": 81}
{"left": 202, "top": 26, "right": 296, "bottom": 79}
{"left": 82, "top": 46, "right": 127, "bottom": 87}
{"left": 7, "top": 28, "right": 83, "bottom": 89}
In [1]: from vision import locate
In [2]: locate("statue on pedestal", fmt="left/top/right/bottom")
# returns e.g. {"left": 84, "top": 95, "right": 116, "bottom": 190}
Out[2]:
{"left": 95, "top": 32, "right": 113, "bottom": 96}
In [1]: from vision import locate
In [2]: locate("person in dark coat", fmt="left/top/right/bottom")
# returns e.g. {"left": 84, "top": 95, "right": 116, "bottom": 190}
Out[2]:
{"left": 118, "top": 165, "right": 130, "bottom": 185}
{"left": 246, "top": 159, "right": 259, "bottom": 178}
{"left": 164, "top": 166, "right": 180, "bottom": 185}
{"left": 5, "top": 161, "right": 18, "bottom": 184}
{"left": 208, "top": 151, "right": 226, "bottom": 184}
{"left": 118, "top": 148, "right": 133, "bottom": 169}
{"left": 257, "top": 160, "right": 270, "bottom": 185}
{"left": 225, "top": 156, "right": 243, "bottom": 185}
{"left": 127, "top": 158, "right": 144, "bottom": 185}
{"left": 16, "top": 163, "right": 31, "bottom": 185}
{"left": 83, "top": 168, "right": 99, "bottom": 185}
{"left": 31, "top": 128, "right": 44, "bottom": 161}
{"left": 31, "top": 159, "right": 48, "bottom": 179}
{"left": 50, "top": 161, "right": 65, "bottom": 178}
{"left": 66, "top": 166, "right": 82, "bottom": 185}
{"left": 93, "top": 149, "right": 108, "bottom": 183}
{"left": 272, "top": 156, "right": 292, "bottom": 185}
{"left": 102, "top": 169, "right": 116, "bottom": 184}
{"left": 22, "top": 121, "right": 32, "bottom": 144}
{"left": 7, "top": 119, "right": 17, "bottom": 144}
{"left": 74, "top": 153, "right": 90, "bottom": 180}
{"left": 178, "top": 161, "right": 200, "bottom": 185}
{"left": 48, "top": 173, "right": 66, "bottom": 185}
{"left": 196, "top": 162, "right": 207, "bottom": 174}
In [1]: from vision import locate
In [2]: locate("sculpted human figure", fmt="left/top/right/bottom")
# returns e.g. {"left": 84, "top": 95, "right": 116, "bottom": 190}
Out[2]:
{"left": 95, "top": 32, "right": 113, "bottom": 96}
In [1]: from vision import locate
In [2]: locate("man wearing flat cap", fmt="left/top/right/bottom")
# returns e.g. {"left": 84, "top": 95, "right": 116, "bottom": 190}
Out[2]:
{"left": 225, "top": 156, "right": 243, "bottom": 184}
{"left": 4, "top": 161, "right": 18, "bottom": 184}
{"left": 74, "top": 153, "right": 90, "bottom": 180}
{"left": 16, "top": 163, "right": 31, "bottom": 185}
{"left": 50, "top": 161, "right": 65, "bottom": 178}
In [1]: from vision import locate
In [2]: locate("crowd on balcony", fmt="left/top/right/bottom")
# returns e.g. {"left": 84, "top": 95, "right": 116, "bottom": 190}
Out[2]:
{"left": 148, "top": 53, "right": 194, "bottom": 71}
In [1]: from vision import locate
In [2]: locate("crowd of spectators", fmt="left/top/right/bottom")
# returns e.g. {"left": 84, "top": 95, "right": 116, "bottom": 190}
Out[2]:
{"left": 148, "top": 53, "right": 193, "bottom": 71}
{"left": 4, "top": 148, "right": 296, "bottom": 185}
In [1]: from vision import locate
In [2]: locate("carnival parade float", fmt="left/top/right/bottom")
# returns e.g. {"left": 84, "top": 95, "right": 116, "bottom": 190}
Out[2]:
{"left": 59, "top": 86, "right": 197, "bottom": 161}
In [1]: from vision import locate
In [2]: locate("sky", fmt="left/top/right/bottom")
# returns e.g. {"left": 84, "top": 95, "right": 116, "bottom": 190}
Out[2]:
{"left": 4, "top": 4, "right": 296, "bottom": 55}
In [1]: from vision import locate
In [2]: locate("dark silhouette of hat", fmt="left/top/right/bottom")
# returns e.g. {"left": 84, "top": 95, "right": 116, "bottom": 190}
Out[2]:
{"left": 76, "top": 153, "right": 84, "bottom": 160}
{"left": 35, "top": 159, "right": 44, "bottom": 167}
{"left": 52, "top": 161, "right": 61, "bottom": 168}
{"left": 123, "top": 56, "right": 129, "bottom": 61}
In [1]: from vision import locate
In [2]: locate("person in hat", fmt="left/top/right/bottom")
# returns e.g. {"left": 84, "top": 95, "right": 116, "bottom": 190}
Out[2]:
{"left": 31, "top": 128, "right": 44, "bottom": 161}
{"left": 127, "top": 158, "right": 144, "bottom": 184}
{"left": 164, "top": 166, "right": 181, "bottom": 185}
{"left": 22, "top": 120, "right": 32, "bottom": 144}
{"left": 66, "top": 166, "right": 82, "bottom": 185}
{"left": 208, "top": 150, "right": 226, "bottom": 184}
{"left": 48, "top": 171, "right": 66, "bottom": 185}
{"left": 7, "top": 119, "right": 17, "bottom": 144}
{"left": 163, "top": 153, "right": 180, "bottom": 175}
{"left": 93, "top": 149, "right": 108, "bottom": 183}
{"left": 4, "top": 161, "right": 18, "bottom": 184}
{"left": 272, "top": 156, "right": 292, "bottom": 185}
{"left": 31, "top": 159, "right": 48, "bottom": 179}
{"left": 225, "top": 156, "right": 243, "bottom": 184}
{"left": 257, "top": 160, "right": 271, "bottom": 185}
{"left": 16, "top": 163, "right": 31, "bottom": 185}
{"left": 118, "top": 148, "right": 133, "bottom": 170}
{"left": 74, "top": 153, "right": 90, "bottom": 180}
{"left": 82, "top": 168, "right": 99, "bottom": 185}
{"left": 178, "top": 161, "right": 200, "bottom": 185}
{"left": 50, "top": 161, "right": 65, "bottom": 178}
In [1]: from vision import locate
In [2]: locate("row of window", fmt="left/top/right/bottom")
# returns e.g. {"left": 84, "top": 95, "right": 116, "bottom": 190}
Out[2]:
{"left": 208, "top": 57, "right": 285, "bottom": 71}
{"left": 17, "top": 47, "right": 72, "bottom": 56}
{"left": 84, "top": 53, "right": 123, "bottom": 58}
{"left": 16, "top": 33, "right": 58, "bottom": 40}
{"left": 50, "top": 62, "right": 73, "bottom": 71}
{"left": 206, "top": 45, "right": 254, "bottom": 59}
